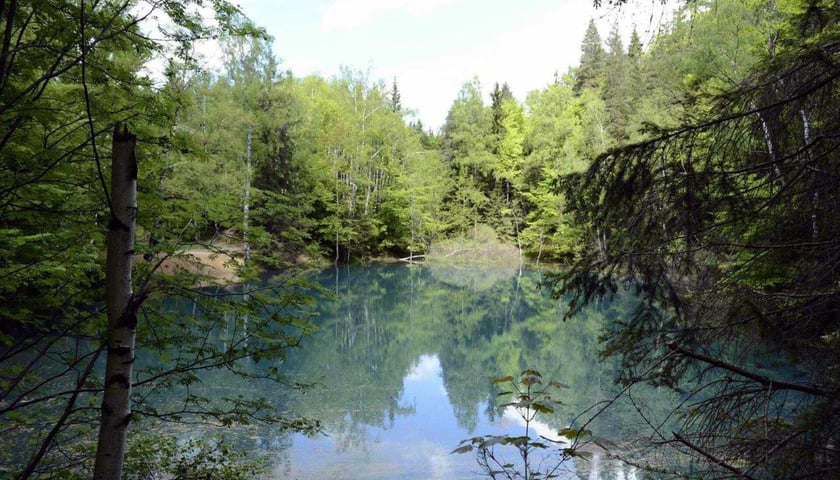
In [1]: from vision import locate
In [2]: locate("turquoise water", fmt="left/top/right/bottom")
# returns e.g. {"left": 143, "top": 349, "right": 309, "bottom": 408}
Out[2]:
{"left": 250, "top": 263, "right": 647, "bottom": 479}
{"left": 141, "top": 263, "right": 658, "bottom": 479}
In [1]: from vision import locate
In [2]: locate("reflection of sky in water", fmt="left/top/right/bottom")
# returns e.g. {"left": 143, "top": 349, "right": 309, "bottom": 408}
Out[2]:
{"left": 278, "top": 354, "right": 572, "bottom": 480}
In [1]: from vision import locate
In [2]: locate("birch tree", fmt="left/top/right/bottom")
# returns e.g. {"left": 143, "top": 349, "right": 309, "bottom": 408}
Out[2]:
{"left": 93, "top": 126, "right": 139, "bottom": 480}
{"left": 0, "top": 2, "right": 318, "bottom": 478}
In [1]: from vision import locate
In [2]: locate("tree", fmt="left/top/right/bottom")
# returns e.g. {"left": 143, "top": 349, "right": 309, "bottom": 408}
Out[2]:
{"left": 628, "top": 28, "right": 643, "bottom": 60}
{"left": 574, "top": 19, "right": 605, "bottom": 93}
{"left": 602, "top": 24, "right": 632, "bottom": 140}
{"left": 490, "top": 81, "right": 514, "bottom": 149}
{"left": 93, "top": 126, "right": 139, "bottom": 480}
{"left": 389, "top": 76, "right": 402, "bottom": 113}
{"left": 0, "top": 2, "right": 318, "bottom": 478}
{"left": 519, "top": 78, "right": 588, "bottom": 261}
{"left": 556, "top": 1, "right": 840, "bottom": 477}
{"left": 440, "top": 79, "right": 494, "bottom": 236}
{"left": 494, "top": 98, "right": 526, "bottom": 243}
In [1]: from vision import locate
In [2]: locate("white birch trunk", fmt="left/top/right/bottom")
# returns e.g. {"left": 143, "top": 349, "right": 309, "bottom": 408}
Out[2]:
{"left": 93, "top": 125, "right": 139, "bottom": 480}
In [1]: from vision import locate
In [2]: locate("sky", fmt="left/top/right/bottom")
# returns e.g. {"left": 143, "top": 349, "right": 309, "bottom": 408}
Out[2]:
{"left": 226, "top": 0, "right": 673, "bottom": 131}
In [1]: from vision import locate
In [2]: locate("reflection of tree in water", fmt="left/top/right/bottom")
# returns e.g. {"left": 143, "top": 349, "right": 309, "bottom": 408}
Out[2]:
{"left": 334, "top": 416, "right": 370, "bottom": 454}
{"left": 281, "top": 264, "right": 678, "bottom": 473}
{"left": 125, "top": 292, "right": 313, "bottom": 477}
{"left": 285, "top": 265, "right": 432, "bottom": 436}
{"left": 426, "top": 262, "right": 518, "bottom": 292}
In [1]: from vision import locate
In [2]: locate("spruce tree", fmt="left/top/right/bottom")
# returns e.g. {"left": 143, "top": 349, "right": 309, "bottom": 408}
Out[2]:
{"left": 628, "top": 28, "right": 643, "bottom": 60}
{"left": 557, "top": 1, "right": 840, "bottom": 476}
{"left": 574, "top": 19, "right": 605, "bottom": 93}
{"left": 603, "top": 24, "right": 630, "bottom": 140}
{"left": 490, "top": 81, "right": 514, "bottom": 151}
{"left": 389, "top": 76, "right": 402, "bottom": 113}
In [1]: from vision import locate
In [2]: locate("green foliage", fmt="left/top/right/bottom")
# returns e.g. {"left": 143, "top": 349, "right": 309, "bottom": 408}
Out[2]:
{"left": 440, "top": 79, "right": 495, "bottom": 236}
{"left": 574, "top": 19, "right": 606, "bottom": 93}
{"left": 553, "top": 0, "right": 840, "bottom": 477}
{"left": 0, "top": 1, "right": 320, "bottom": 478}
{"left": 453, "top": 370, "right": 587, "bottom": 480}
{"left": 124, "top": 434, "right": 269, "bottom": 480}
{"left": 7, "top": 0, "right": 838, "bottom": 477}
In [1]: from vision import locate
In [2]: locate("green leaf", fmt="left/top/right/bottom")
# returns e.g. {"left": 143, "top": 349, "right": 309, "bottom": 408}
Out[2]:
{"left": 563, "top": 447, "right": 592, "bottom": 459}
{"left": 558, "top": 428, "right": 592, "bottom": 440}
{"left": 451, "top": 445, "right": 474, "bottom": 454}
{"left": 520, "top": 369, "right": 542, "bottom": 386}
{"left": 502, "top": 436, "right": 530, "bottom": 447}
{"left": 492, "top": 375, "right": 514, "bottom": 385}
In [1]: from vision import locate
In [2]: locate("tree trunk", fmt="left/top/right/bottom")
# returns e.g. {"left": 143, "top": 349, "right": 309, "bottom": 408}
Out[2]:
{"left": 93, "top": 125, "right": 140, "bottom": 480}
{"left": 243, "top": 125, "right": 251, "bottom": 261}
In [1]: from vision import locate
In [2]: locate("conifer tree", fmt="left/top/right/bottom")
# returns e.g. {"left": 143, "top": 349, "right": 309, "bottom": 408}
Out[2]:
{"left": 603, "top": 24, "right": 631, "bottom": 140}
{"left": 574, "top": 19, "right": 606, "bottom": 93}
{"left": 440, "top": 79, "right": 494, "bottom": 235}
{"left": 389, "top": 77, "right": 402, "bottom": 113}
{"left": 556, "top": 0, "right": 840, "bottom": 476}
{"left": 490, "top": 82, "right": 514, "bottom": 145}
{"left": 628, "top": 28, "right": 643, "bottom": 60}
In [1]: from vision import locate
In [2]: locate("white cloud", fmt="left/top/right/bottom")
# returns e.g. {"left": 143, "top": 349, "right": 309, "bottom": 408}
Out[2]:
{"left": 405, "top": 354, "right": 442, "bottom": 381}
{"left": 502, "top": 406, "right": 570, "bottom": 444}
{"left": 381, "top": 1, "right": 677, "bottom": 131}
{"left": 378, "top": 3, "right": 595, "bottom": 130}
{"left": 320, "top": 0, "right": 460, "bottom": 32}
{"left": 409, "top": 441, "right": 459, "bottom": 480}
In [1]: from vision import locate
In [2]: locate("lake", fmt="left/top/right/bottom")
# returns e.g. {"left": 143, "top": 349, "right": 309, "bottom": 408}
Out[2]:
{"left": 180, "top": 263, "right": 665, "bottom": 479}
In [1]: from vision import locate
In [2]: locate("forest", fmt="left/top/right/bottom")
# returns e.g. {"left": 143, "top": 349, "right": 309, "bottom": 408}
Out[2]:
{"left": 1, "top": 0, "right": 839, "bottom": 478}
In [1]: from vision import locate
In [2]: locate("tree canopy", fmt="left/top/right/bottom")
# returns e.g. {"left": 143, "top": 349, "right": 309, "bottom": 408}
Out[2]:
{"left": 553, "top": 0, "right": 840, "bottom": 477}
{"left": 2, "top": 0, "right": 839, "bottom": 477}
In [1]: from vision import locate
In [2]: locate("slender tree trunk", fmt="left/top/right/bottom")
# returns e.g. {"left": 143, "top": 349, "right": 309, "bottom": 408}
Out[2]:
{"left": 364, "top": 165, "right": 371, "bottom": 216}
{"left": 800, "top": 109, "right": 818, "bottom": 240}
{"left": 93, "top": 125, "right": 140, "bottom": 480}
{"left": 0, "top": 0, "right": 19, "bottom": 90}
{"left": 334, "top": 151, "right": 340, "bottom": 266}
{"left": 752, "top": 102, "right": 784, "bottom": 187}
{"left": 242, "top": 127, "right": 252, "bottom": 341}
{"left": 243, "top": 126, "right": 251, "bottom": 261}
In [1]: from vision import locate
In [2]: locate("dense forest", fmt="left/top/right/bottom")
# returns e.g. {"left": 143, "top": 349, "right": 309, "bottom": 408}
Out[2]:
{"left": 1, "top": 0, "right": 839, "bottom": 478}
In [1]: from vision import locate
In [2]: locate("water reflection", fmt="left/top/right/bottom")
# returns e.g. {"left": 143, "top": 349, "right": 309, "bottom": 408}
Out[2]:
{"left": 279, "top": 354, "right": 505, "bottom": 479}
{"left": 259, "top": 263, "right": 659, "bottom": 479}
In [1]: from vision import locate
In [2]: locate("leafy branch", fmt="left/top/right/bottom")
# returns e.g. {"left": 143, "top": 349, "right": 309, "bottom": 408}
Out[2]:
{"left": 453, "top": 369, "right": 589, "bottom": 480}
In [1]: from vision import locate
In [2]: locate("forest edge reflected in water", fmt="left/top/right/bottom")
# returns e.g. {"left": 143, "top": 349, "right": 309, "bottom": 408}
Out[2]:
{"left": 234, "top": 263, "right": 663, "bottom": 479}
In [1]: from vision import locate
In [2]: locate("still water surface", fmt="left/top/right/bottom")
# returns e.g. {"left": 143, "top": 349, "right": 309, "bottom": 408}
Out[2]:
{"left": 221, "top": 264, "right": 651, "bottom": 479}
